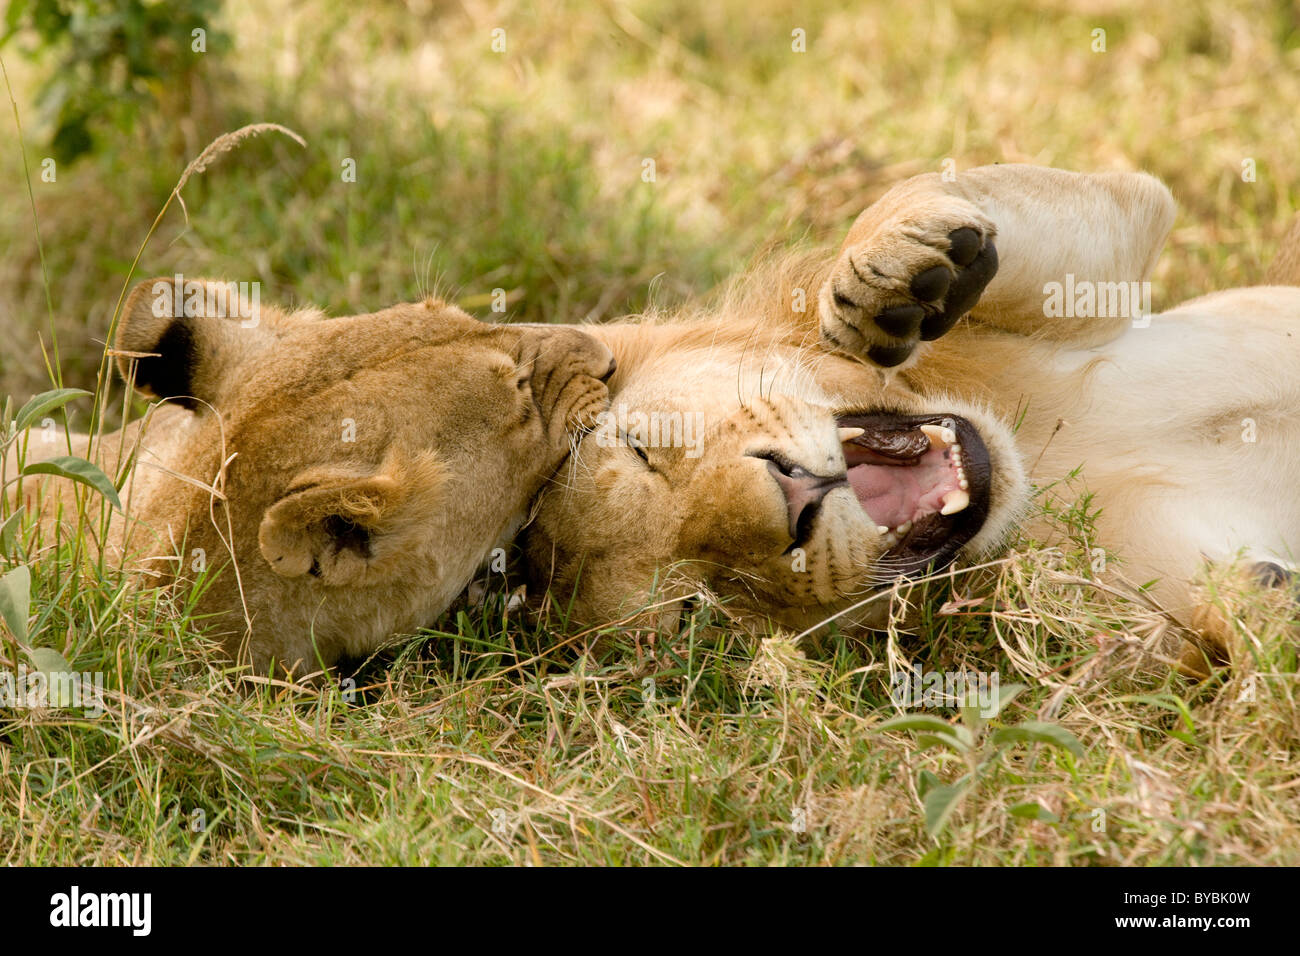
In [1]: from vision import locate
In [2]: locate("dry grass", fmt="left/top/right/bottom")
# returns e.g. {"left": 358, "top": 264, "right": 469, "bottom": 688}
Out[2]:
{"left": 1, "top": 0, "right": 1298, "bottom": 865}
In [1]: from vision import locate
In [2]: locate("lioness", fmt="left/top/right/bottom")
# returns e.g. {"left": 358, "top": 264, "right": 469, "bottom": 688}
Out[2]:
{"left": 9, "top": 277, "right": 615, "bottom": 677}
{"left": 525, "top": 164, "right": 1300, "bottom": 670}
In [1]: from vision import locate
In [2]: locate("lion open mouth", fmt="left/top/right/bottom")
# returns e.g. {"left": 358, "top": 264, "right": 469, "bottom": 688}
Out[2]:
{"left": 837, "top": 412, "right": 992, "bottom": 571}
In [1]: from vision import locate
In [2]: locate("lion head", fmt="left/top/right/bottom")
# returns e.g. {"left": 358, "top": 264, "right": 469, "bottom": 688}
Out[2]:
{"left": 524, "top": 324, "right": 1027, "bottom": 634}
{"left": 99, "top": 276, "right": 614, "bottom": 676}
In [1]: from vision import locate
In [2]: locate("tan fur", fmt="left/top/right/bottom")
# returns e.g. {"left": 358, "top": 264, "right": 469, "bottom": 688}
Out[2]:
{"left": 527, "top": 164, "right": 1300, "bottom": 666}
{"left": 8, "top": 278, "right": 614, "bottom": 677}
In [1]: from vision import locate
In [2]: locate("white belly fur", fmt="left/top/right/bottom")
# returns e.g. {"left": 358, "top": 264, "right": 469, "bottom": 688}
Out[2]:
{"left": 1041, "top": 287, "right": 1300, "bottom": 588}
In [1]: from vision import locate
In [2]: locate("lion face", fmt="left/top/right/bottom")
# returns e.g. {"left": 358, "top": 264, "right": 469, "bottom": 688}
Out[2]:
{"left": 526, "top": 345, "right": 1026, "bottom": 631}
{"left": 115, "top": 277, "right": 614, "bottom": 676}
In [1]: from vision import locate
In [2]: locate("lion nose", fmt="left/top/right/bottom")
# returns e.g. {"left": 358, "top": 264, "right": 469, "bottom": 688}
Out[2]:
{"left": 763, "top": 458, "right": 848, "bottom": 541}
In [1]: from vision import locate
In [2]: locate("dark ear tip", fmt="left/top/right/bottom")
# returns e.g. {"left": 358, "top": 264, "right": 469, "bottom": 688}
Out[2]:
{"left": 115, "top": 277, "right": 200, "bottom": 404}
{"left": 133, "top": 319, "right": 198, "bottom": 405}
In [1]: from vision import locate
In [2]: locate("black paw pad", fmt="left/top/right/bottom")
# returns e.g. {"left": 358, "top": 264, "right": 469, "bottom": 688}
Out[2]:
{"left": 920, "top": 240, "right": 999, "bottom": 341}
{"left": 946, "top": 227, "right": 982, "bottom": 267}
{"left": 867, "top": 343, "right": 915, "bottom": 368}
{"left": 874, "top": 304, "right": 924, "bottom": 338}
{"left": 909, "top": 265, "right": 952, "bottom": 302}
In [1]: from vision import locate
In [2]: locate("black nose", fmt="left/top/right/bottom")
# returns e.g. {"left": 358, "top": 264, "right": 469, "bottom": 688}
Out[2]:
{"left": 762, "top": 457, "right": 848, "bottom": 541}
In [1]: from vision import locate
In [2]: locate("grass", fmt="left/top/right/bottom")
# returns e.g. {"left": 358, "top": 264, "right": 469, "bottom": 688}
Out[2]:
{"left": 2, "top": 0, "right": 1300, "bottom": 865}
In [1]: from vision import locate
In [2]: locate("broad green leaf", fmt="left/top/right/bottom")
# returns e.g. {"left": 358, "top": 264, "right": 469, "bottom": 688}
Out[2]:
{"left": 26, "top": 646, "right": 77, "bottom": 707}
{"left": 923, "top": 779, "right": 970, "bottom": 838}
{"left": 0, "top": 510, "right": 23, "bottom": 555}
{"left": 0, "top": 564, "right": 31, "bottom": 642}
{"left": 917, "top": 769, "right": 940, "bottom": 799}
{"left": 991, "top": 682, "right": 1029, "bottom": 717}
{"left": 962, "top": 682, "right": 1028, "bottom": 729}
{"left": 917, "top": 731, "right": 970, "bottom": 754}
{"left": 991, "top": 721, "right": 1085, "bottom": 759}
{"left": 26, "top": 646, "right": 71, "bottom": 673}
{"left": 14, "top": 388, "right": 90, "bottom": 433}
{"left": 877, "top": 714, "right": 954, "bottom": 735}
{"left": 1009, "top": 801, "right": 1059, "bottom": 823}
{"left": 21, "top": 456, "right": 122, "bottom": 511}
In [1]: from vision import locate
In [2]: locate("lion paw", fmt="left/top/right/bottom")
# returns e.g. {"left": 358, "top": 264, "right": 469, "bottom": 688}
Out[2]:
{"left": 819, "top": 209, "right": 998, "bottom": 368}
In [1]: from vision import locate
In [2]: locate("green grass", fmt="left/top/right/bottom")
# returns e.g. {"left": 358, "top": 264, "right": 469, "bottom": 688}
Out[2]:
{"left": 2, "top": 0, "right": 1300, "bottom": 865}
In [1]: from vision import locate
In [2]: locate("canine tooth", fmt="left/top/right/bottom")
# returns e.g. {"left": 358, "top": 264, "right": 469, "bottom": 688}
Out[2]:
{"left": 896, "top": 521, "right": 912, "bottom": 535}
{"left": 920, "top": 424, "right": 954, "bottom": 450}
{"left": 877, "top": 525, "right": 890, "bottom": 536}
{"left": 940, "top": 488, "right": 971, "bottom": 515}
{"left": 838, "top": 427, "right": 865, "bottom": 442}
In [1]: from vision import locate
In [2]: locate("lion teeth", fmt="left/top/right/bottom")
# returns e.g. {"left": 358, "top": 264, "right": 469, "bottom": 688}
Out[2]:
{"left": 876, "top": 525, "right": 890, "bottom": 536}
{"left": 920, "top": 424, "right": 956, "bottom": 450}
{"left": 940, "top": 488, "right": 970, "bottom": 515}
{"left": 838, "top": 427, "right": 865, "bottom": 443}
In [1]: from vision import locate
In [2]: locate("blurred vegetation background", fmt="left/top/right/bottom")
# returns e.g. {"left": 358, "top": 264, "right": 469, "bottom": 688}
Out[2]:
{"left": 2, "top": 0, "right": 1299, "bottom": 405}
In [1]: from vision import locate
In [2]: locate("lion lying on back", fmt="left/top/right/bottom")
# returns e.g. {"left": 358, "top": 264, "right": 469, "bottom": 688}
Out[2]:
{"left": 525, "top": 164, "right": 1300, "bottom": 673}
{"left": 8, "top": 278, "right": 614, "bottom": 677}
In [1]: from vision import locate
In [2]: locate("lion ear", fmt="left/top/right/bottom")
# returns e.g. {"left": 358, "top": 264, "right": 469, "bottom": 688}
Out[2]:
{"left": 258, "top": 450, "right": 448, "bottom": 586}
{"left": 115, "top": 276, "right": 286, "bottom": 409}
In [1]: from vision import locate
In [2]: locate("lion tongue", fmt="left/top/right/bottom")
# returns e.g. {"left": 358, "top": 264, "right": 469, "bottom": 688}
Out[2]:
{"left": 846, "top": 447, "right": 960, "bottom": 530}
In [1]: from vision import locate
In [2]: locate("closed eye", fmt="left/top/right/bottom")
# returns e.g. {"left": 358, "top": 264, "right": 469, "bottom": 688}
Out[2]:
{"left": 620, "top": 430, "right": 652, "bottom": 467}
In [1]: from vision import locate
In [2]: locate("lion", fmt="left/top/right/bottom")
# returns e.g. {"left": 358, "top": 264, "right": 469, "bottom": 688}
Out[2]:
{"left": 7, "top": 276, "right": 615, "bottom": 677}
{"left": 524, "top": 163, "right": 1300, "bottom": 673}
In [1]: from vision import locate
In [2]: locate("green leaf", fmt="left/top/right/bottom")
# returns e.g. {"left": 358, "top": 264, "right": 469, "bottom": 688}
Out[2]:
{"left": 21, "top": 456, "right": 122, "bottom": 511}
{"left": 924, "top": 780, "right": 970, "bottom": 838}
{"left": 877, "top": 714, "right": 955, "bottom": 735}
{"left": 13, "top": 387, "right": 90, "bottom": 433}
{"left": 916, "top": 731, "right": 970, "bottom": 754}
{"left": 991, "top": 721, "right": 1085, "bottom": 759}
{"left": 26, "top": 646, "right": 77, "bottom": 707}
{"left": 990, "top": 682, "right": 1029, "bottom": 718}
{"left": 1009, "top": 801, "right": 1059, "bottom": 823}
{"left": 0, "top": 510, "right": 23, "bottom": 555}
{"left": 26, "top": 646, "right": 71, "bottom": 673}
{"left": 917, "top": 769, "right": 940, "bottom": 799}
{"left": 0, "top": 564, "right": 31, "bottom": 642}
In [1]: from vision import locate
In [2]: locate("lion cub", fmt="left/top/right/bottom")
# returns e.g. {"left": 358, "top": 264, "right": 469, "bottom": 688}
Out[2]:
{"left": 11, "top": 277, "right": 614, "bottom": 678}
